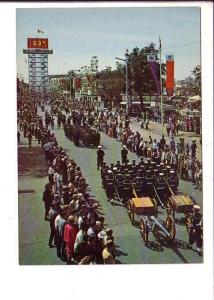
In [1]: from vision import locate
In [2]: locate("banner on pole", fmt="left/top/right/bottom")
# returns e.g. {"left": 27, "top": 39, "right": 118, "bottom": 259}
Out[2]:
{"left": 73, "top": 78, "right": 81, "bottom": 90}
{"left": 147, "top": 54, "right": 160, "bottom": 95}
{"left": 165, "top": 54, "right": 174, "bottom": 96}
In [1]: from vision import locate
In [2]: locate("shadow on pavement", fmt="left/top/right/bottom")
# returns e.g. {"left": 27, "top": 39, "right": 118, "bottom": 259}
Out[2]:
{"left": 114, "top": 243, "right": 128, "bottom": 263}
{"left": 161, "top": 238, "right": 190, "bottom": 263}
{"left": 173, "top": 239, "right": 191, "bottom": 250}
{"left": 18, "top": 145, "right": 47, "bottom": 178}
{"left": 146, "top": 241, "right": 164, "bottom": 252}
{"left": 18, "top": 189, "right": 35, "bottom": 194}
{"left": 170, "top": 246, "right": 189, "bottom": 263}
{"left": 114, "top": 247, "right": 128, "bottom": 257}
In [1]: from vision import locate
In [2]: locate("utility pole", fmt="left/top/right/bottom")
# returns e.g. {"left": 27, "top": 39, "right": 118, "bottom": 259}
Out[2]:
{"left": 116, "top": 49, "right": 129, "bottom": 116}
{"left": 125, "top": 50, "right": 129, "bottom": 116}
{"left": 159, "top": 37, "right": 164, "bottom": 134}
{"left": 69, "top": 73, "right": 72, "bottom": 99}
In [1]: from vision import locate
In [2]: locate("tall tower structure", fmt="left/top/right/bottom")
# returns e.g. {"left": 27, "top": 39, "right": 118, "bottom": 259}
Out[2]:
{"left": 23, "top": 37, "right": 53, "bottom": 92}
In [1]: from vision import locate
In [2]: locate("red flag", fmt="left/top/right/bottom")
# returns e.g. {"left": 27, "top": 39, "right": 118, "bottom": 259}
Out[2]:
{"left": 165, "top": 55, "right": 174, "bottom": 96}
{"left": 75, "top": 78, "right": 81, "bottom": 89}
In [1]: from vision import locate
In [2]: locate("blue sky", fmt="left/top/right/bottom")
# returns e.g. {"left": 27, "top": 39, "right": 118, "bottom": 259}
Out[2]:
{"left": 16, "top": 7, "right": 200, "bottom": 81}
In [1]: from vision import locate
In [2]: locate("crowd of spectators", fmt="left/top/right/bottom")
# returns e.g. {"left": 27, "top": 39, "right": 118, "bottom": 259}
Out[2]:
{"left": 18, "top": 91, "right": 117, "bottom": 265}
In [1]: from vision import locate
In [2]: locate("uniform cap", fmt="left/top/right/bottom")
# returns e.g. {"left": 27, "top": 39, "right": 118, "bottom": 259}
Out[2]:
{"left": 98, "top": 145, "right": 102, "bottom": 149}
{"left": 193, "top": 204, "right": 200, "bottom": 210}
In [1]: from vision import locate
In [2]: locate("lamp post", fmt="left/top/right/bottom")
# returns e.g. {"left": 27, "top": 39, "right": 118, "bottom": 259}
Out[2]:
{"left": 159, "top": 37, "right": 164, "bottom": 134}
{"left": 115, "top": 49, "right": 129, "bottom": 115}
{"left": 69, "top": 73, "right": 72, "bottom": 99}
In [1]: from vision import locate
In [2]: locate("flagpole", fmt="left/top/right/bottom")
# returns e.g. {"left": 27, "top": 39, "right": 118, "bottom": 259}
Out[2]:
{"left": 159, "top": 37, "right": 163, "bottom": 134}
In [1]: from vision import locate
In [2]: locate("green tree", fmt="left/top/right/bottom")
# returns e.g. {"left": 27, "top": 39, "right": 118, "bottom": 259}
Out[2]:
{"left": 127, "top": 43, "right": 166, "bottom": 107}
{"left": 191, "top": 65, "right": 201, "bottom": 96}
{"left": 95, "top": 68, "right": 125, "bottom": 104}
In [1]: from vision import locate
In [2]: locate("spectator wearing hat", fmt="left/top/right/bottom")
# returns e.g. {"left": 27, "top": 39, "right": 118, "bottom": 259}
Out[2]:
{"left": 96, "top": 229, "right": 107, "bottom": 264}
{"left": 69, "top": 194, "right": 80, "bottom": 215}
{"left": 97, "top": 145, "right": 105, "bottom": 170}
{"left": 63, "top": 215, "right": 78, "bottom": 264}
{"left": 43, "top": 141, "right": 51, "bottom": 163}
{"left": 95, "top": 220, "right": 103, "bottom": 234}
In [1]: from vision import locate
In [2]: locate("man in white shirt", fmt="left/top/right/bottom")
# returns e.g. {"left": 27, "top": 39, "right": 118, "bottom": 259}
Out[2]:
{"left": 48, "top": 164, "right": 55, "bottom": 184}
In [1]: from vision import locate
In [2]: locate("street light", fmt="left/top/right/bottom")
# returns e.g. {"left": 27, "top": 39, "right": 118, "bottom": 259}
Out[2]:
{"left": 115, "top": 49, "right": 129, "bottom": 115}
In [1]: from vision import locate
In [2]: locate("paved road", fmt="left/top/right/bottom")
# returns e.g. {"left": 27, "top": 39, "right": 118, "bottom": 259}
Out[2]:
{"left": 18, "top": 108, "right": 203, "bottom": 264}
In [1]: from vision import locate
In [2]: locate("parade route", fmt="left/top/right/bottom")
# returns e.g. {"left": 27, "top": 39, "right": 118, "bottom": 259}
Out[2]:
{"left": 18, "top": 113, "right": 203, "bottom": 264}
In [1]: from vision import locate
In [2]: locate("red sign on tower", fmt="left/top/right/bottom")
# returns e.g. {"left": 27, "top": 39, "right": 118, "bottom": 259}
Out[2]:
{"left": 27, "top": 38, "right": 48, "bottom": 49}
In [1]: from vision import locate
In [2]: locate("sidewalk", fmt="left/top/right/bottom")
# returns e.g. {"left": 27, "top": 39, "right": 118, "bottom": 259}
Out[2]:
{"left": 18, "top": 134, "right": 64, "bottom": 265}
{"left": 129, "top": 118, "right": 202, "bottom": 162}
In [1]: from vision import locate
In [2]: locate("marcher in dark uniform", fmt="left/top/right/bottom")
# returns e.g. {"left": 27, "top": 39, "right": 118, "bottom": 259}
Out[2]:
{"left": 121, "top": 145, "right": 128, "bottom": 164}
{"left": 97, "top": 145, "right": 105, "bottom": 170}
{"left": 28, "top": 131, "right": 32, "bottom": 148}
{"left": 17, "top": 131, "right": 21, "bottom": 143}
{"left": 188, "top": 205, "right": 203, "bottom": 255}
{"left": 191, "top": 140, "right": 197, "bottom": 158}
{"left": 160, "top": 135, "right": 166, "bottom": 150}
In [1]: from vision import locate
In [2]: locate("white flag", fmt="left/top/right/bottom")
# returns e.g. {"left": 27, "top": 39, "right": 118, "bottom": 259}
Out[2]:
{"left": 147, "top": 54, "right": 156, "bottom": 62}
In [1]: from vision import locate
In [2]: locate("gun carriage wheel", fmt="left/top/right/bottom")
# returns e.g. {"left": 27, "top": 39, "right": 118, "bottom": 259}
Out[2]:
{"left": 140, "top": 218, "right": 149, "bottom": 245}
{"left": 165, "top": 215, "right": 176, "bottom": 240}
{"left": 127, "top": 200, "right": 134, "bottom": 224}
